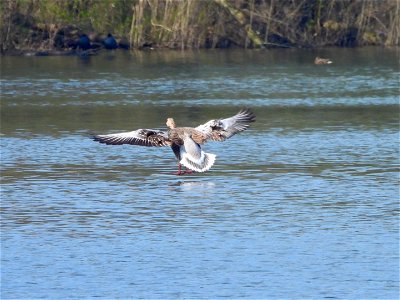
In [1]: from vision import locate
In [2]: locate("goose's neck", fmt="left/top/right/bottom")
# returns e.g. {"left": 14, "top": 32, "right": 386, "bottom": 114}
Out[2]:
{"left": 166, "top": 118, "right": 176, "bottom": 129}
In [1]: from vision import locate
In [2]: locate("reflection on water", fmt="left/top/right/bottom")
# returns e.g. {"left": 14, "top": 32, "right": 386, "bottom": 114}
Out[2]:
{"left": 1, "top": 48, "right": 399, "bottom": 299}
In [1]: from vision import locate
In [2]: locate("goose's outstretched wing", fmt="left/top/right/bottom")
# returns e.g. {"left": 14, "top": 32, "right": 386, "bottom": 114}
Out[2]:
{"left": 93, "top": 129, "right": 170, "bottom": 147}
{"left": 195, "top": 108, "right": 256, "bottom": 142}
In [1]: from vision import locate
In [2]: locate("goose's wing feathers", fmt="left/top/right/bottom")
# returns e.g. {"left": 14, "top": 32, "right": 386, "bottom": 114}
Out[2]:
{"left": 93, "top": 129, "right": 170, "bottom": 147}
{"left": 196, "top": 109, "right": 256, "bottom": 141}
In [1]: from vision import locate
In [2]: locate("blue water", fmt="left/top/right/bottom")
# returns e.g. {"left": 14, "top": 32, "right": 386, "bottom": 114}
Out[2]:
{"left": 1, "top": 48, "right": 399, "bottom": 299}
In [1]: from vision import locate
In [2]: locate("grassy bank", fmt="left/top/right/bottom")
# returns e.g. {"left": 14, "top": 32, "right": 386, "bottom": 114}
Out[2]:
{"left": 1, "top": 0, "right": 398, "bottom": 52}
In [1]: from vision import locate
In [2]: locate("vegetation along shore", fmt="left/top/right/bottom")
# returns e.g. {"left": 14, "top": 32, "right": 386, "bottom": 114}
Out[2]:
{"left": 1, "top": 0, "right": 399, "bottom": 55}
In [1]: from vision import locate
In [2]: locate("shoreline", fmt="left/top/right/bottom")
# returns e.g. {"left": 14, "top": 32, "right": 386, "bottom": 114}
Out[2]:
{"left": 2, "top": 44, "right": 398, "bottom": 57}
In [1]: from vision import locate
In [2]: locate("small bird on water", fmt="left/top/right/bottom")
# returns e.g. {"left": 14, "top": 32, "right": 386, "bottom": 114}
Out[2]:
{"left": 93, "top": 109, "right": 256, "bottom": 175}
{"left": 314, "top": 56, "right": 333, "bottom": 65}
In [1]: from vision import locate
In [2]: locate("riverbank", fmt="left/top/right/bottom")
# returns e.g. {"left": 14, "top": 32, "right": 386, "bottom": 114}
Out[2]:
{"left": 1, "top": 0, "right": 399, "bottom": 54}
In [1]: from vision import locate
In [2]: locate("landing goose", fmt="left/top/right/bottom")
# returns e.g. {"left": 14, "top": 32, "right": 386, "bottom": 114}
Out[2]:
{"left": 93, "top": 109, "right": 256, "bottom": 175}
{"left": 314, "top": 56, "right": 333, "bottom": 65}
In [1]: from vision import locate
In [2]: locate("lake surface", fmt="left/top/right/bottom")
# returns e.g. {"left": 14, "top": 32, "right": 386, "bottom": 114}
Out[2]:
{"left": 1, "top": 47, "right": 399, "bottom": 299}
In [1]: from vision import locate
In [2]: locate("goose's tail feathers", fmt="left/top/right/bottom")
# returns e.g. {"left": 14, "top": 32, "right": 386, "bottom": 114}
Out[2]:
{"left": 180, "top": 152, "right": 216, "bottom": 173}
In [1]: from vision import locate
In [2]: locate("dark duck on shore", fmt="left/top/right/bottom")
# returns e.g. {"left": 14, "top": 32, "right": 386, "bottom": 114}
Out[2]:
{"left": 93, "top": 109, "right": 256, "bottom": 175}
{"left": 77, "top": 34, "right": 91, "bottom": 50}
{"left": 103, "top": 33, "right": 118, "bottom": 50}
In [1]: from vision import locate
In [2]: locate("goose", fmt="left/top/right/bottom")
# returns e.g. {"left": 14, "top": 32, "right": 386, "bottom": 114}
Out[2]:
{"left": 314, "top": 56, "right": 333, "bottom": 65}
{"left": 93, "top": 109, "right": 256, "bottom": 175}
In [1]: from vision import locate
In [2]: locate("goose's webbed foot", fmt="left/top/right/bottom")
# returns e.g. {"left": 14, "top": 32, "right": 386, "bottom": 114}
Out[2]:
{"left": 173, "top": 164, "right": 195, "bottom": 175}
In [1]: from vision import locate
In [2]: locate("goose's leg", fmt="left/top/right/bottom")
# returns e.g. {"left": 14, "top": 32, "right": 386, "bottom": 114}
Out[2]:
{"left": 173, "top": 163, "right": 183, "bottom": 175}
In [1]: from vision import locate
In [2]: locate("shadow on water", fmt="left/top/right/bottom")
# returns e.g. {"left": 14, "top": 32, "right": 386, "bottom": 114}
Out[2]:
{"left": 169, "top": 180, "right": 216, "bottom": 189}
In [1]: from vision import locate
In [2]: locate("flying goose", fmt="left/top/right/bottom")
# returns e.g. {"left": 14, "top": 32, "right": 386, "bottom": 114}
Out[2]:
{"left": 93, "top": 109, "right": 256, "bottom": 175}
{"left": 314, "top": 56, "right": 333, "bottom": 65}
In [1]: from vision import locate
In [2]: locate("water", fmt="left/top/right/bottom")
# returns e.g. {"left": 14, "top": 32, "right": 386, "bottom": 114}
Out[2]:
{"left": 1, "top": 48, "right": 399, "bottom": 299}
